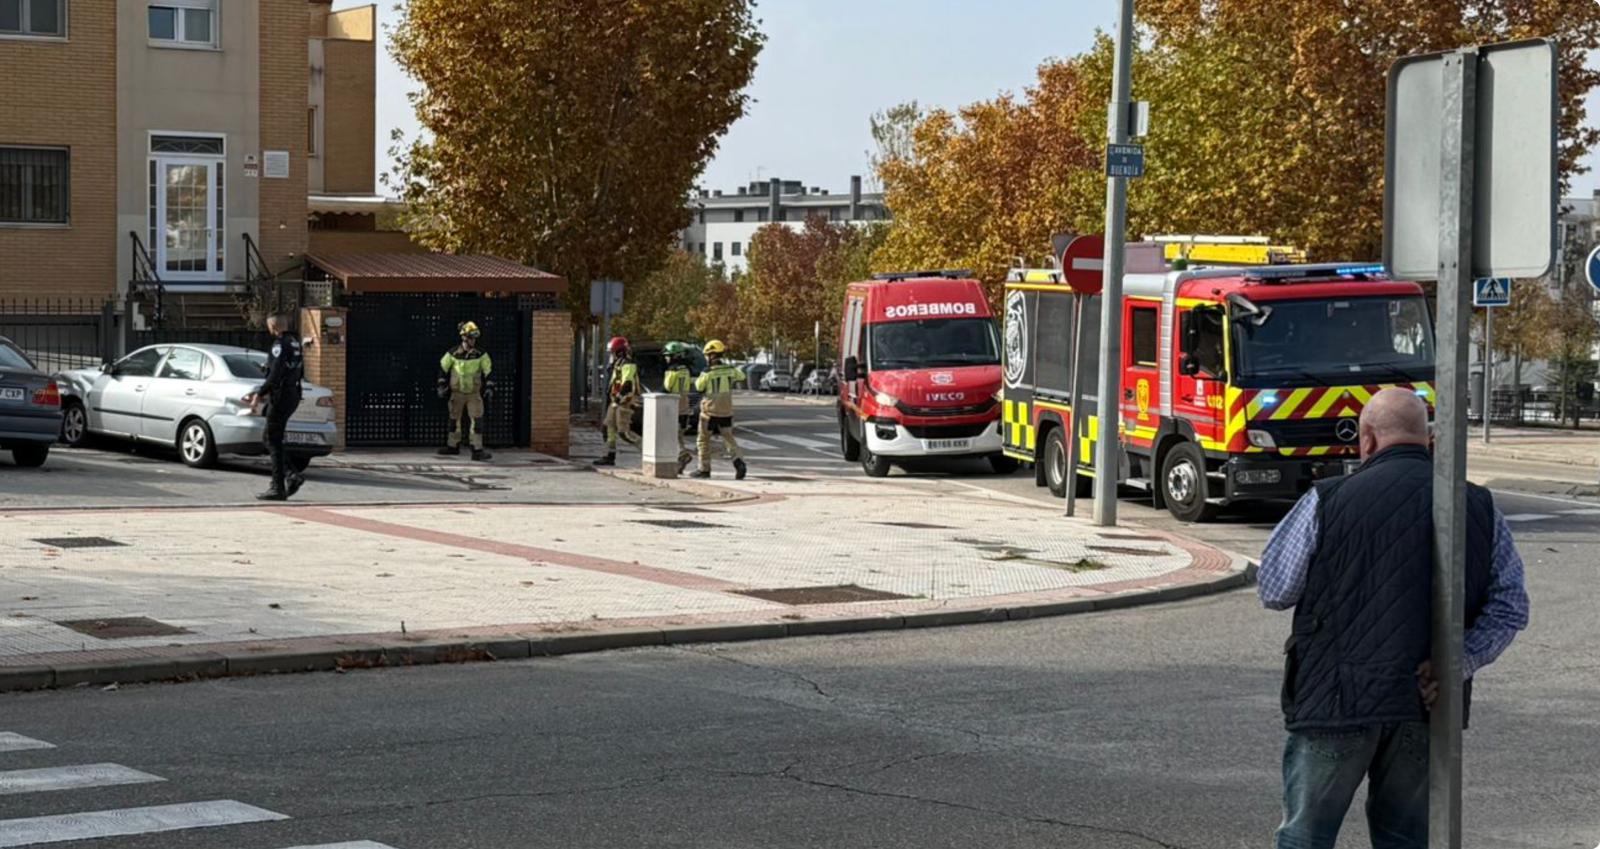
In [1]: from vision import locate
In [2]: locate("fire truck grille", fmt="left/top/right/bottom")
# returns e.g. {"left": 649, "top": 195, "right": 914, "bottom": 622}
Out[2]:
{"left": 1254, "top": 418, "right": 1356, "bottom": 448}
{"left": 896, "top": 401, "right": 997, "bottom": 417}
{"left": 904, "top": 422, "right": 994, "bottom": 440}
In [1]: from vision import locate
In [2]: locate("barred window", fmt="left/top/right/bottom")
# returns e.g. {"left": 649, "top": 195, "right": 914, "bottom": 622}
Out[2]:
{"left": 150, "top": 134, "right": 224, "bottom": 155}
{"left": 0, "top": 147, "right": 69, "bottom": 224}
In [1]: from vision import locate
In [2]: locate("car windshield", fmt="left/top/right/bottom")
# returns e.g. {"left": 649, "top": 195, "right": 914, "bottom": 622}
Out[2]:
{"left": 0, "top": 342, "right": 34, "bottom": 371}
{"left": 223, "top": 353, "right": 270, "bottom": 378}
{"left": 870, "top": 318, "right": 999, "bottom": 370}
{"left": 1232, "top": 295, "right": 1435, "bottom": 386}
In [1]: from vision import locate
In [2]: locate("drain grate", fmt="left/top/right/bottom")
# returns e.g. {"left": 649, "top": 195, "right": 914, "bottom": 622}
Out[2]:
{"left": 875, "top": 521, "right": 953, "bottom": 530}
{"left": 631, "top": 519, "right": 727, "bottom": 530}
{"left": 33, "top": 537, "right": 126, "bottom": 549}
{"left": 55, "top": 617, "right": 190, "bottom": 639}
{"left": 1087, "top": 544, "right": 1168, "bottom": 556}
{"left": 736, "top": 584, "right": 913, "bottom": 605}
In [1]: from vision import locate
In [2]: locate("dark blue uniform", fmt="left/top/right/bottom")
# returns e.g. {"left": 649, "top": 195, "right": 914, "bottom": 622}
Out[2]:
{"left": 256, "top": 330, "right": 304, "bottom": 497}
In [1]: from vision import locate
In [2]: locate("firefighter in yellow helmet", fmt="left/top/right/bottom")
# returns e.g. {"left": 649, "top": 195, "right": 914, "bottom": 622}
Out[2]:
{"left": 593, "top": 336, "right": 641, "bottom": 466}
{"left": 438, "top": 321, "right": 494, "bottom": 461}
{"left": 692, "top": 339, "right": 746, "bottom": 480}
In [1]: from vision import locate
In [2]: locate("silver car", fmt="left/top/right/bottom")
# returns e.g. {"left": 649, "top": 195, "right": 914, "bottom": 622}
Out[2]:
{"left": 0, "top": 336, "right": 62, "bottom": 467}
{"left": 56, "top": 344, "right": 338, "bottom": 470}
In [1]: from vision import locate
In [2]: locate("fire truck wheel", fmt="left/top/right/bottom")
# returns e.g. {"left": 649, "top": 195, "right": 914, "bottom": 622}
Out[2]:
{"left": 1043, "top": 427, "right": 1070, "bottom": 498}
{"left": 839, "top": 411, "right": 861, "bottom": 461}
{"left": 860, "top": 443, "right": 892, "bottom": 477}
{"left": 1160, "top": 442, "right": 1218, "bottom": 523}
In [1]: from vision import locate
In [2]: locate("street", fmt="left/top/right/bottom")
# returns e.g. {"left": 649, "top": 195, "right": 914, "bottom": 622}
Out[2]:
{"left": 0, "top": 393, "right": 1595, "bottom": 848}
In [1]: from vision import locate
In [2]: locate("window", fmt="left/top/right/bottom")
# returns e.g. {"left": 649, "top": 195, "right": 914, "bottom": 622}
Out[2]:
{"left": 1130, "top": 307, "right": 1158, "bottom": 366}
{"left": 148, "top": 1, "right": 215, "bottom": 47}
{"left": 1035, "top": 292, "right": 1071, "bottom": 390}
{"left": 115, "top": 347, "right": 168, "bottom": 378}
{"left": 224, "top": 352, "right": 268, "bottom": 379}
{"left": 158, "top": 347, "right": 205, "bottom": 381}
{"left": 733, "top": 209, "right": 744, "bottom": 223}
{"left": 0, "top": 340, "right": 35, "bottom": 370}
{"left": 307, "top": 107, "right": 317, "bottom": 155}
{"left": 731, "top": 242, "right": 741, "bottom": 257}
{"left": 712, "top": 242, "right": 723, "bottom": 261}
{"left": 1180, "top": 309, "right": 1225, "bottom": 377}
{"left": 0, "top": 0, "right": 66, "bottom": 38}
{"left": 870, "top": 319, "right": 999, "bottom": 370}
{"left": 697, "top": 208, "right": 705, "bottom": 224}
{"left": 150, "top": 135, "right": 223, "bottom": 155}
{"left": 696, "top": 242, "right": 704, "bottom": 255}
{"left": 0, "top": 147, "right": 69, "bottom": 225}
{"left": 756, "top": 208, "right": 767, "bottom": 222}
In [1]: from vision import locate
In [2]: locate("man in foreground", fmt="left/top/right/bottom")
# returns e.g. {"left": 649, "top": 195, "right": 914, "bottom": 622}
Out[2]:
{"left": 1258, "top": 387, "right": 1529, "bottom": 848}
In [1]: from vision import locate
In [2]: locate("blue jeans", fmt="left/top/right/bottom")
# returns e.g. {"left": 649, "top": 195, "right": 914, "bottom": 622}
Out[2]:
{"left": 1275, "top": 722, "right": 1429, "bottom": 849}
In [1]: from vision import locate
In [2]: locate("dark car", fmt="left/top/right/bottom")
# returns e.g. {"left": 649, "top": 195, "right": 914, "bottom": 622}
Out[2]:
{"left": 624, "top": 342, "right": 708, "bottom": 436}
{"left": 0, "top": 336, "right": 63, "bottom": 467}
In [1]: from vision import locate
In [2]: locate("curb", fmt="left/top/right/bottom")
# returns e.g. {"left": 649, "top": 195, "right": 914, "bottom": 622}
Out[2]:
{"left": 1470, "top": 445, "right": 1599, "bottom": 470}
{"left": 0, "top": 554, "right": 1257, "bottom": 694}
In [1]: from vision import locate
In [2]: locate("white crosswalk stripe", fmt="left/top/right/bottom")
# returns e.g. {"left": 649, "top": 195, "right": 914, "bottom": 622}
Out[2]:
{"left": 0, "top": 764, "right": 162, "bottom": 796}
{"left": 0, "top": 736, "right": 52, "bottom": 755}
{"left": 1503, "top": 513, "right": 1556, "bottom": 522}
{"left": 279, "top": 843, "right": 402, "bottom": 849}
{"left": 739, "top": 427, "right": 835, "bottom": 453}
{"left": 0, "top": 800, "right": 287, "bottom": 847}
{"left": 1559, "top": 508, "right": 1600, "bottom": 516}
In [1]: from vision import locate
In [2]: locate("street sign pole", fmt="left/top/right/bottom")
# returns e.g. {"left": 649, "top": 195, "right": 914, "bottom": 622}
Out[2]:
{"left": 1483, "top": 306, "right": 1493, "bottom": 444}
{"left": 1429, "top": 48, "right": 1475, "bottom": 849}
{"left": 1093, "top": 0, "right": 1135, "bottom": 527}
{"left": 1065, "top": 293, "right": 1085, "bottom": 517}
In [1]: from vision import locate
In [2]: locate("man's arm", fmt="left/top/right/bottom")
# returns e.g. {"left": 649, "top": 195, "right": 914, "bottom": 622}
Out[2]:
{"left": 693, "top": 371, "right": 709, "bottom": 393}
{"left": 1257, "top": 488, "right": 1320, "bottom": 610}
{"left": 1463, "top": 508, "right": 1530, "bottom": 679}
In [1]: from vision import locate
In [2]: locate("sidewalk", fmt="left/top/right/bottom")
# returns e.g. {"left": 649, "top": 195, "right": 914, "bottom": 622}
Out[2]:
{"left": 1468, "top": 425, "right": 1600, "bottom": 470}
{"left": 0, "top": 464, "right": 1247, "bottom": 691}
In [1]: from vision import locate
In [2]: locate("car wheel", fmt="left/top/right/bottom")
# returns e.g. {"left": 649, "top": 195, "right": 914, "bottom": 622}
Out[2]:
{"left": 288, "top": 455, "right": 312, "bottom": 474}
{"left": 178, "top": 419, "right": 219, "bottom": 469}
{"left": 1160, "top": 441, "right": 1218, "bottom": 523}
{"left": 989, "top": 454, "right": 1020, "bottom": 475}
{"left": 839, "top": 410, "right": 861, "bottom": 461}
{"left": 11, "top": 444, "right": 48, "bottom": 468}
{"left": 860, "top": 442, "right": 892, "bottom": 478}
{"left": 60, "top": 402, "right": 89, "bottom": 447}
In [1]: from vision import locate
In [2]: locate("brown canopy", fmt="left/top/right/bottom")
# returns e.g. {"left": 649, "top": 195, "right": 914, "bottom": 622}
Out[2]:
{"left": 306, "top": 253, "right": 566, "bottom": 295}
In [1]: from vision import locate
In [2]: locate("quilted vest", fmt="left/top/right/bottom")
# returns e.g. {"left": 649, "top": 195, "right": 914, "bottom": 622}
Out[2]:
{"left": 1281, "top": 444, "right": 1495, "bottom": 731}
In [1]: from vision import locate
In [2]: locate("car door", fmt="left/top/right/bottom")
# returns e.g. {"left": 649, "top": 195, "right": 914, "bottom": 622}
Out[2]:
{"left": 140, "top": 347, "right": 209, "bottom": 442}
{"left": 90, "top": 347, "right": 167, "bottom": 437}
{"left": 1122, "top": 300, "right": 1161, "bottom": 451}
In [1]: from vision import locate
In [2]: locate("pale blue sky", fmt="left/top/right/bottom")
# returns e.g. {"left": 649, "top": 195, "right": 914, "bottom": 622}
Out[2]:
{"left": 345, "top": 1, "right": 1600, "bottom": 199}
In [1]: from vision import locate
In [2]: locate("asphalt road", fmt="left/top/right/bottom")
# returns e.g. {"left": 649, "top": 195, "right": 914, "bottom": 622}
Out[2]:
{"left": 0, "top": 393, "right": 1594, "bottom": 848}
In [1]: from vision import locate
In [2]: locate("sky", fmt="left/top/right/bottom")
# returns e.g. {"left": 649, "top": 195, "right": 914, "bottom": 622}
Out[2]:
{"left": 344, "top": 0, "right": 1600, "bottom": 201}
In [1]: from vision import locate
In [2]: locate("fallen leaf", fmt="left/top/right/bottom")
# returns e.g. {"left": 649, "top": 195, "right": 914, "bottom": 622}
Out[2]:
{"left": 268, "top": 603, "right": 282, "bottom": 609}
{"left": 19, "top": 596, "right": 36, "bottom": 601}
{"left": 376, "top": 572, "right": 394, "bottom": 578}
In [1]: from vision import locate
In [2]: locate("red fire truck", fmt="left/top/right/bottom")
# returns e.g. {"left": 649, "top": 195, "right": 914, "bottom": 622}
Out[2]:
{"left": 1000, "top": 261, "right": 1436, "bottom": 521}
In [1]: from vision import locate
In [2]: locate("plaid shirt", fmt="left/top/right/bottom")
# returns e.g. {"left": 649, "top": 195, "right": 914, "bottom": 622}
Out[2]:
{"left": 1259, "top": 488, "right": 1530, "bottom": 679}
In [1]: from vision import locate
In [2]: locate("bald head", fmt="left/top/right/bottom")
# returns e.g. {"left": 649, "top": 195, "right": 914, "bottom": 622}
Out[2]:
{"left": 1359, "top": 387, "right": 1430, "bottom": 459}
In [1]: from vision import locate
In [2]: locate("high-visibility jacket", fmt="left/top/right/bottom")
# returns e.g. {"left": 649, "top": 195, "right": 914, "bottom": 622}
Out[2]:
{"left": 663, "top": 365, "right": 692, "bottom": 410}
{"left": 441, "top": 346, "right": 492, "bottom": 394}
{"left": 694, "top": 363, "right": 745, "bottom": 417}
{"left": 608, "top": 360, "right": 640, "bottom": 402}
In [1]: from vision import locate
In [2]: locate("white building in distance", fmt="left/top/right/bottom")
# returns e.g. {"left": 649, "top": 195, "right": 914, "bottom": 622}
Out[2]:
{"left": 680, "top": 176, "right": 889, "bottom": 275}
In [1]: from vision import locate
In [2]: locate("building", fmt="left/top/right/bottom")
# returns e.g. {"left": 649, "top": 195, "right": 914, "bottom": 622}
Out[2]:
{"left": 679, "top": 176, "right": 888, "bottom": 275}
{"left": 0, "top": 0, "right": 397, "bottom": 310}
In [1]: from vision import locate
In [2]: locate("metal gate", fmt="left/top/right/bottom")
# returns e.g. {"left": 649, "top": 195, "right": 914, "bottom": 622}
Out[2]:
{"left": 344, "top": 293, "right": 533, "bottom": 447}
{"left": 0, "top": 298, "right": 119, "bottom": 373}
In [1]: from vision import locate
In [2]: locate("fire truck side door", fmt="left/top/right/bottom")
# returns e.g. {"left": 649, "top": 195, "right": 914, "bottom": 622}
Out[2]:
{"left": 1123, "top": 300, "right": 1161, "bottom": 448}
{"left": 1175, "top": 307, "right": 1228, "bottom": 447}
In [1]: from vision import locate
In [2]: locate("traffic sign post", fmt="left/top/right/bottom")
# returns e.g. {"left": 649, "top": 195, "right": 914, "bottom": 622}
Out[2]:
{"left": 1474, "top": 278, "right": 1511, "bottom": 445}
{"left": 1472, "top": 277, "right": 1510, "bottom": 307}
{"left": 1384, "top": 39, "right": 1555, "bottom": 848}
{"left": 1055, "top": 235, "right": 1105, "bottom": 518}
{"left": 1093, "top": 0, "right": 1136, "bottom": 529}
{"left": 1587, "top": 245, "right": 1600, "bottom": 294}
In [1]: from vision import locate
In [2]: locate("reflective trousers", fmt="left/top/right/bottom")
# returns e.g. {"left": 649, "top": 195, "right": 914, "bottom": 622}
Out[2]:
{"left": 447, "top": 391, "right": 485, "bottom": 450}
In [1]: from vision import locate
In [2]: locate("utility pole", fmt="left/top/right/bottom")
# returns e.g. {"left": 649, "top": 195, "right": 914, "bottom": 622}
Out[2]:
{"left": 1482, "top": 307, "right": 1493, "bottom": 443}
{"left": 1093, "top": 0, "right": 1135, "bottom": 527}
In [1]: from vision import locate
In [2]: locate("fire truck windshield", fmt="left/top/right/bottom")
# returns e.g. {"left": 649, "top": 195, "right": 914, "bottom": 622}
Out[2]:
{"left": 870, "top": 318, "right": 999, "bottom": 371}
{"left": 1231, "top": 295, "right": 1434, "bottom": 387}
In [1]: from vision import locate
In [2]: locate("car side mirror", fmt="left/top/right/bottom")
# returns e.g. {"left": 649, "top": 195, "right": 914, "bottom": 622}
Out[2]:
{"left": 843, "top": 357, "right": 860, "bottom": 382}
{"left": 1180, "top": 354, "right": 1200, "bottom": 377}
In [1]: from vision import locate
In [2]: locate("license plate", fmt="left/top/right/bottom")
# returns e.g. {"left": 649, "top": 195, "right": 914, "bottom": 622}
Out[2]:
{"left": 0, "top": 388, "right": 22, "bottom": 402}
{"left": 284, "top": 432, "right": 323, "bottom": 446}
{"left": 926, "top": 438, "right": 970, "bottom": 451}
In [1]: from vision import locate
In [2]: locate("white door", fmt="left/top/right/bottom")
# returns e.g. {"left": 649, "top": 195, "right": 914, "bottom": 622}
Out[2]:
{"left": 154, "top": 157, "right": 220, "bottom": 280}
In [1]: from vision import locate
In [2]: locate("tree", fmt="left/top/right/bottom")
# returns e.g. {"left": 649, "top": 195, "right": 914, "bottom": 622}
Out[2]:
{"left": 868, "top": 101, "right": 923, "bottom": 175}
{"left": 742, "top": 216, "right": 850, "bottom": 352}
{"left": 390, "top": 0, "right": 763, "bottom": 311}
{"left": 689, "top": 272, "right": 753, "bottom": 355}
{"left": 612, "top": 249, "right": 713, "bottom": 343}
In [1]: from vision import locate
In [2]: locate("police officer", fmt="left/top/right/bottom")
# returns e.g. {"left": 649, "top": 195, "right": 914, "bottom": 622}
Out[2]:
{"left": 438, "top": 321, "right": 494, "bottom": 461}
{"left": 692, "top": 340, "right": 746, "bottom": 480}
{"left": 593, "top": 336, "right": 640, "bottom": 467}
{"left": 250, "top": 313, "right": 305, "bottom": 501}
{"left": 661, "top": 341, "right": 696, "bottom": 475}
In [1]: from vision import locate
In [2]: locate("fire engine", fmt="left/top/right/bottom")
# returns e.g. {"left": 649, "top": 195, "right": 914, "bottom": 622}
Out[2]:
{"left": 1000, "top": 253, "right": 1436, "bottom": 521}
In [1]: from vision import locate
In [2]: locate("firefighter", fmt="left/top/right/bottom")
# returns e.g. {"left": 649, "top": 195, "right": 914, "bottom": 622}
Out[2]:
{"left": 249, "top": 313, "right": 305, "bottom": 501}
{"left": 593, "top": 336, "right": 640, "bottom": 467}
{"left": 437, "top": 321, "right": 494, "bottom": 462}
{"left": 692, "top": 339, "right": 746, "bottom": 480}
{"left": 661, "top": 341, "right": 696, "bottom": 475}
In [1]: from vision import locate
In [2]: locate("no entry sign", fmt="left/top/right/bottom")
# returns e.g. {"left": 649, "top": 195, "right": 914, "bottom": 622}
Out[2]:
{"left": 1060, "top": 234, "right": 1106, "bottom": 295}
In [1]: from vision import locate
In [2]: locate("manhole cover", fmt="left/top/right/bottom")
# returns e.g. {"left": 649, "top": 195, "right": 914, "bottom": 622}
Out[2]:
{"left": 875, "top": 521, "right": 952, "bottom": 530}
{"left": 631, "top": 519, "right": 727, "bottom": 530}
{"left": 55, "top": 617, "right": 190, "bottom": 639}
{"left": 736, "top": 584, "right": 913, "bottom": 605}
{"left": 1087, "top": 544, "right": 1168, "bottom": 556}
{"left": 33, "top": 537, "right": 126, "bottom": 549}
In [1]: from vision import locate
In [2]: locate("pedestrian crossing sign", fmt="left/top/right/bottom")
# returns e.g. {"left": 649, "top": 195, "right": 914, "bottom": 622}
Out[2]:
{"left": 1473, "top": 277, "right": 1511, "bottom": 308}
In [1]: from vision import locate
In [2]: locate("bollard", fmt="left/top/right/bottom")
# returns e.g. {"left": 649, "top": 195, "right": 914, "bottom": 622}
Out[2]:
{"left": 640, "top": 393, "right": 681, "bottom": 479}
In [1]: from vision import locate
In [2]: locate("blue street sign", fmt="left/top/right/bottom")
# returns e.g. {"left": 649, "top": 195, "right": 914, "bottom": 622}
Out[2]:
{"left": 1473, "top": 277, "right": 1511, "bottom": 308}
{"left": 1105, "top": 143, "right": 1145, "bottom": 178}
{"left": 1587, "top": 245, "right": 1600, "bottom": 295}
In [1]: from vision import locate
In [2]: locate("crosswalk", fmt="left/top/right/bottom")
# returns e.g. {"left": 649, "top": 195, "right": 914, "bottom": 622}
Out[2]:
{"left": 0, "top": 730, "right": 400, "bottom": 848}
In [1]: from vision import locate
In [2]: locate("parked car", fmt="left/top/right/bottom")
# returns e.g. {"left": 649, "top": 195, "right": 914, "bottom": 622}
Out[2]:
{"left": 56, "top": 344, "right": 338, "bottom": 470}
{"left": 743, "top": 363, "right": 772, "bottom": 391}
{"left": 0, "top": 336, "right": 63, "bottom": 467}
{"left": 628, "top": 342, "right": 707, "bottom": 435}
{"left": 802, "top": 368, "right": 838, "bottom": 395}
{"left": 759, "top": 370, "right": 794, "bottom": 392}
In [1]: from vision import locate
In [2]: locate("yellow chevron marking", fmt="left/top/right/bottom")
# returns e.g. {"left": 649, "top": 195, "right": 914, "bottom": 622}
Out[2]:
{"left": 1270, "top": 388, "right": 1315, "bottom": 421}
{"left": 1306, "top": 389, "right": 1345, "bottom": 418}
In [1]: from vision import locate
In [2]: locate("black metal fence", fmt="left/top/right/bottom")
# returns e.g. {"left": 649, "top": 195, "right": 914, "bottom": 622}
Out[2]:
{"left": 0, "top": 298, "right": 118, "bottom": 374}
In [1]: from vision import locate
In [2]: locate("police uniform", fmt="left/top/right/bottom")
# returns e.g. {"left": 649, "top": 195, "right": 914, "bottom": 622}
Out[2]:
{"left": 256, "top": 328, "right": 304, "bottom": 500}
{"left": 693, "top": 354, "right": 746, "bottom": 478}
{"left": 440, "top": 340, "right": 493, "bottom": 458}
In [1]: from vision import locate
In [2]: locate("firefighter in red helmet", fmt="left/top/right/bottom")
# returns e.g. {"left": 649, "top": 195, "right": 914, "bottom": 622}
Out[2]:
{"left": 594, "top": 336, "right": 640, "bottom": 466}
